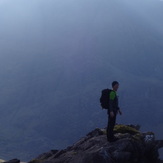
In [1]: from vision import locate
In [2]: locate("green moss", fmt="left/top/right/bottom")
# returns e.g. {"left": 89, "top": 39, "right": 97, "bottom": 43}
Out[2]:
{"left": 132, "top": 133, "right": 144, "bottom": 141}
{"left": 71, "top": 151, "right": 78, "bottom": 155}
{"left": 146, "top": 132, "right": 154, "bottom": 135}
{"left": 114, "top": 124, "right": 140, "bottom": 135}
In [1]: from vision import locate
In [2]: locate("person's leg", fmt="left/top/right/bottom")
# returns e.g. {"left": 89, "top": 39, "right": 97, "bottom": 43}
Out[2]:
{"left": 107, "top": 113, "right": 116, "bottom": 141}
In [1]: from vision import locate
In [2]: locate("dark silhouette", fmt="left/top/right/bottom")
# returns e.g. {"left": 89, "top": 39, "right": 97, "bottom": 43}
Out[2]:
{"left": 107, "top": 81, "right": 122, "bottom": 142}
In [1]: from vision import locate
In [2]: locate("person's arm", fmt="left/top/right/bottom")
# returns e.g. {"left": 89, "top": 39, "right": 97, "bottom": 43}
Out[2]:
{"left": 118, "top": 109, "right": 122, "bottom": 115}
{"left": 117, "top": 102, "right": 122, "bottom": 115}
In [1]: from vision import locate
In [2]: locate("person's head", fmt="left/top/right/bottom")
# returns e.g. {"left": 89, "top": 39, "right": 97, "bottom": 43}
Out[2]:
{"left": 112, "top": 81, "right": 119, "bottom": 91}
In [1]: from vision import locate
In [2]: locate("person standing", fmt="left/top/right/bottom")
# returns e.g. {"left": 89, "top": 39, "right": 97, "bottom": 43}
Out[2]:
{"left": 107, "top": 81, "right": 122, "bottom": 142}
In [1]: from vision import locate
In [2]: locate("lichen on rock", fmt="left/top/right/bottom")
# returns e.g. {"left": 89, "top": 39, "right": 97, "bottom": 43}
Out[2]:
{"left": 114, "top": 124, "right": 140, "bottom": 135}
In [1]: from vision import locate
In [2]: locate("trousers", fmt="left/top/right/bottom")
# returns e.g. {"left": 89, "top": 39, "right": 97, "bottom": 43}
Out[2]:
{"left": 107, "top": 111, "right": 117, "bottom": 141}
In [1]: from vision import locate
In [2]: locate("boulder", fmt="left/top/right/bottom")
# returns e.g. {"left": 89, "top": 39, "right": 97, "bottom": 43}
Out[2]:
{"left": 4, "top": 159, "right": 20, "bottom": 163}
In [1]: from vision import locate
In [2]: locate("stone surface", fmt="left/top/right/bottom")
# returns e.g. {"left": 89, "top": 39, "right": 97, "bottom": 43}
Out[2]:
{"left": 29, "top": 124, "right": 163, "bottom": 163}
{"left": 4, "top": 159, "right": 20, "bottom": 163}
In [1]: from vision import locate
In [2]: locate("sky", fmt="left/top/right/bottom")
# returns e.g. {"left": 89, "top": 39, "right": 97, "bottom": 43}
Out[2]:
{"left": 0, "top": 0, "right": 163, "bottom": 48}
{"left": 0, "top": 0, "right": 162, "bottom": 70}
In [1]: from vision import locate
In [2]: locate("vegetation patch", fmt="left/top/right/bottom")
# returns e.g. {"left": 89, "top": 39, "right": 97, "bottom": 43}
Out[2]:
{"left": 114, "top": 124, "right": 140, "bottom": 135}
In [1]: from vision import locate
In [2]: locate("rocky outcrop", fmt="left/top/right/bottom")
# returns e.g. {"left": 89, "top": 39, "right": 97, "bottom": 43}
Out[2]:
{"left": 4, "top": 159, "right": 20, "bottom": 163}
{"left": 29, "top": 124, "right": 163, "bottom": 163}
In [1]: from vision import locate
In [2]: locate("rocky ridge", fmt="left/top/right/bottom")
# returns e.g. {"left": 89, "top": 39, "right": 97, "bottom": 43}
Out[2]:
{"left": 28, "top": 124, "right": 163, "bottom": 163}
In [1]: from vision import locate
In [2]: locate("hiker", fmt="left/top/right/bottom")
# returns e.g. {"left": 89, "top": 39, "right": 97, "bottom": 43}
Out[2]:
{"left": 107, "top": 81, "right": 122, "bottom": 142}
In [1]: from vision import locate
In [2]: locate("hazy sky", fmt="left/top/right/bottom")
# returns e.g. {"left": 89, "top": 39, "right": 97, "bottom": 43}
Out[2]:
{"left": 0, "top": 0, "right": 163, "bottom": 79}
{"left": 0, "top": 0, "right": 162, "bottom": 53}
{"left": 0, "top": 0, "right": 163, "bottom": 84}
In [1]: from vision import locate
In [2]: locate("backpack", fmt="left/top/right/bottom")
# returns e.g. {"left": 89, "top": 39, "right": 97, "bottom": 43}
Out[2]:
{"left": 100, "top": 89, "right": 112, "bottom": 109}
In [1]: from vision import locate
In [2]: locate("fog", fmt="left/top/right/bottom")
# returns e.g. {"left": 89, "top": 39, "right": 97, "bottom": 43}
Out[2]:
{"left": 1, "top": 0, "right": 162, "bottom": 52}
{"left": 0, "top": 0, "right": 163, "bottom": 161}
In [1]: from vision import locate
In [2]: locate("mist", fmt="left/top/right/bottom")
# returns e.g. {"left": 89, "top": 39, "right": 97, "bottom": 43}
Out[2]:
{"left": 0, "top": 0, "right": 163, "bottom": 161}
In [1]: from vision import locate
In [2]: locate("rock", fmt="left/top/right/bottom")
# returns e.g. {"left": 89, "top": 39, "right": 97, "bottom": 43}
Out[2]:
{"left": 0, "top": 159, "right": 5, "bottom": 163}
{"left": 29, "top": 124, "right": 163, "bottom": 163}
{"left": 114, "top": 124, "right": 140, "bottom": 135}
{"left": 4, "top": 159, "right": 20, "bottom": 163}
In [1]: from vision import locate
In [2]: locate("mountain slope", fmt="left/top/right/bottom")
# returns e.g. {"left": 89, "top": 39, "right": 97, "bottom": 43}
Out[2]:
{"left": 29, "top": 124, "right": 163, "bottom": 163}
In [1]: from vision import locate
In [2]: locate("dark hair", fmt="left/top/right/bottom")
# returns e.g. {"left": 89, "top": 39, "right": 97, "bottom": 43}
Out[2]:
{"left": 112, "top": 81, "right": 119, "bottom": 88}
